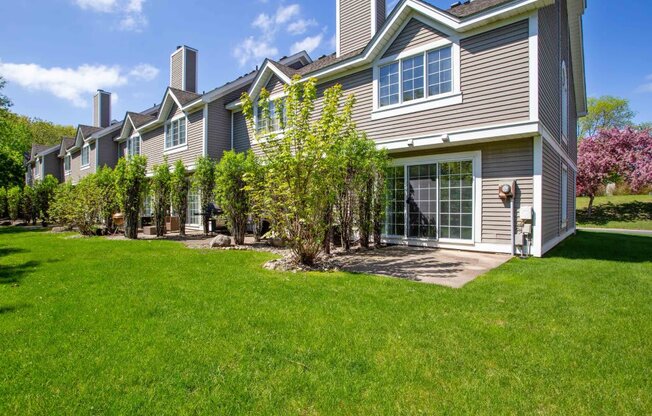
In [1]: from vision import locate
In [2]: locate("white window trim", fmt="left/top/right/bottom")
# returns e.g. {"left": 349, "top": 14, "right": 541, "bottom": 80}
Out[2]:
{"left": 561, "top": 164, "right": 568, "bottom": 230}
{"left": 164, "top": 144, "right": 189, "bottom": 156}
{"left": 561, "top": 60, "right": 569, "bottom": 144}
{"left": 81, "top": 144, "right": 91, "bottom": 169}
{"left": 126, "top": 134, "right": 142, "bottom": 158}
{"left": 164, "top": 114, "right": 188, "bottom": 151}
{"left": 385, "top": 150, "right": 482, "bottom": 245}
{"left": 64, "top": 154, "right": 72, "bottom": 175}
{"left": 372, "top": 37, "right": 462, "bottom": 120}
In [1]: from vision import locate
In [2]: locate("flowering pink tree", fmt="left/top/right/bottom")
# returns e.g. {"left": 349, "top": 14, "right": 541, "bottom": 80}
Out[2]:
{"left": 577, "top": 128, "right": 652, "bottom": 215}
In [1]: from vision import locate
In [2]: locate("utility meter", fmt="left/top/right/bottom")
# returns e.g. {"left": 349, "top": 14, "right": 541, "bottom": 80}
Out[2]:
{"left": 499, "top": 182, "right": 515, "bottom": 200}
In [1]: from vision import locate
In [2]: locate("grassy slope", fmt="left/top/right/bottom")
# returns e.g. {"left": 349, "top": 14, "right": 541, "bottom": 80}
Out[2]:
{"left": 1, "top": 229, "right": 651, "bottom": 415}
{"left": 577, "top": 194, "right": 652, "bottom": 230}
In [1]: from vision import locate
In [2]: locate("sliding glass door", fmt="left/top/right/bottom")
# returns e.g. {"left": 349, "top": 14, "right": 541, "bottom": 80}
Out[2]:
{"left": 385, "top": 159, "right": 475, "bottom": 242}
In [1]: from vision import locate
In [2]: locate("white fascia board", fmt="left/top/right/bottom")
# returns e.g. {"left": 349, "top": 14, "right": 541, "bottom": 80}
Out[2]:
{"left": 247, "top": 61, "right": 292, "bottom": 100}
{"left": 138, "top": 90, "right": 183, "bottom": 132}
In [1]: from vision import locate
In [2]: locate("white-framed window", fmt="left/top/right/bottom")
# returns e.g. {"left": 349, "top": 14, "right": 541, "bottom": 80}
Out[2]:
{"left": 561, "top": 164, "right": 568, "bottom": 229}
{"left": 256, "top": 98, "right": 285, "bottom": 134}
{"left": 384, "top": 151, "right": 481, "bottom": 244}
{"left": 165, "top": 117, "right": 187, "bottom": 149}
{"left": 35, "top": 158, "right": 42, "bottom": 178}
{"left": 127, "top": 135, "right": 141, "bottom": 158}
{"left": 561, "top": 61, "right": 569, "bottom": 143}
{"left": 81, "top": 144, "right": 90, "bottom": 167}
{"left": 379, "top": 62, "right": 399, "bottom": 107}
{"left": 378, "top": 45, "right": 454, "bottom": 109}
{"left": 64, "top": 154, "right": 71, "bottom": 173}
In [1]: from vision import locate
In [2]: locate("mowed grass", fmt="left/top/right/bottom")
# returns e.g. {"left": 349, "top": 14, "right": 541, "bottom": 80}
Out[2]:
{"left": 577, "top": 194, "right": 652, "bottom": 230}
{"left": 0, "top": 228, "right": 651, "bottom": 415}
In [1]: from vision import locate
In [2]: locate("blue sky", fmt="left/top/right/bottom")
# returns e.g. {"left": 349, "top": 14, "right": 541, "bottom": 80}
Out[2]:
{"left": 0, "top": 0, "right": 651, "bottom": 126}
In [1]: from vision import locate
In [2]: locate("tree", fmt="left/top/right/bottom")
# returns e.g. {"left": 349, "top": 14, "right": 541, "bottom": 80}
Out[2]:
{"left": 7, "top": 186, "right": 22, "bottom": 221}
{"left": 115, "top": 155, "right": 148, "bottom": 239}
{"left": 151, "top": 158, "right": 172, "bottom": 237}
{"left": 0, "top": 76, "right": 11, "bottom": 112}
{"left": 579, "top": 96, "right": 635, "bottom": 139}
{"left": 94, "top": 167, "right": 119, "bottom": 231}
{"left": 242, "top": 77, "right": 378, "bottom": 265}
{"left": 170, "top": 160, "right": 190, "bottom": 237}
{"left": 34, "top": 175, "right": 59, "bottom": 223}
{"left": 243, "top": 151, "right": 266, "bottom": 241}
{"left": 193, "top": 156, "right": 216, "bottom": 235}
{"left": 577, "top": 128, "right": 652, "bottom": 214}
{"left": 215, "top": 150, "right": 250, "bottom": 245}
{"left": 0, "top": 187, "right": 7, "bottom": 219}
{"left": 70, "top": 174, "right": 107, "bottom": 235}
{"left": 22, "top": 186, "right": 37, "bottom": 224}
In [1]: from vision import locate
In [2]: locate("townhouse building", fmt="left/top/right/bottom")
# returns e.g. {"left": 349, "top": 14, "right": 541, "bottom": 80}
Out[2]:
{"left": 28, "top": 0, "right": 586, "bottom": 256}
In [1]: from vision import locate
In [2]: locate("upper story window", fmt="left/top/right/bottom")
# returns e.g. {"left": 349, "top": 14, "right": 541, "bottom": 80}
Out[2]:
{"left": 379, "top": 45, "right": 453, "bottom": 109}
{"left": 35, "top": 158, "right": 42, "bottom": 178}
{"left": 561, "top": 61, "right": 569, "bottom": 143}
{"left": 256, "top": 98, "right": 285, "bottom": 134}
{"left": 64, "top": 154, "right": 71, "bottom": 173}
{"left": 81, "top": 144, "right": 90, "bottom": 167}
{"left": 127, "top": 135, "right": 141, "bottom": 158}
{"left": 165, "top": 118, "right": 187, "bottom": 149}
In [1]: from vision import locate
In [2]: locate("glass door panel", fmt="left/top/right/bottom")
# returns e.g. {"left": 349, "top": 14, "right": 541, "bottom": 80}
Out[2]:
{"left": 407, "top": 163, "right": 437, "bottom": 238}
{"left": 439, "top": 161, "right": 473, "bottom": 240}
{"left": 385, "top": 166, "right": 405, "bottom": 236}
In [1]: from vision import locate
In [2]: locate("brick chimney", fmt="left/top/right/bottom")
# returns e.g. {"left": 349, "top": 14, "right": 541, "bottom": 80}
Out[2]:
{"left": 93, "top": 90, "right": 111, "bottom": 128}
{"left": 170, "top": 45, "right": 198, "bottom": 92}
{"left": 336, "top": 0, "right": 386, "bottom": 57}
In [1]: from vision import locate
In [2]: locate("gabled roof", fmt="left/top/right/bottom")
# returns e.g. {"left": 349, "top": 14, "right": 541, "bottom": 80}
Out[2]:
{"left": 71, "top": 125, "right": 103, "bottom": 150}
{"left": 58, "top": 137, "right": 75, "bottom": 158}
{"left": 446, "top": 0, "right": 515, "bottom": 18}
{"left": 28, "top": 144, "right": 60, "bottom": 164}
{"left": 169, "top": 87, "right": 201, "bottom": 107}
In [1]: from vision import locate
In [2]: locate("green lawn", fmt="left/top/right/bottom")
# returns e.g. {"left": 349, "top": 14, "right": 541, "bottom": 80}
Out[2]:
{"left": 577, "top": 194, "right": 652, "bottom": 230}
{"left": 1, "top": 229, "right": 651, "bottom": 414}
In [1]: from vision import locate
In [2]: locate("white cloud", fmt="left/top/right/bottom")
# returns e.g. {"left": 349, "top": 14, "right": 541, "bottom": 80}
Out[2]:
{"left": 233, "top": 37, "right": 279, "bottom": 67}
{"left": 129, "top": 64, "right": 159, "bottom": 81}
{"left": 291, "top": 34, "right": 323, "bottom": 55}
{"left": 74, "top": 0, "right": 116, "bottom": 12}
{"left": 0, "top": 61, "right": 158, "bottom": 108}
{"left": 287, "top": 19, "right": 317, "bottom": 35}
{"left": 73, "top": 0, "right": 148, "bottom": 32}
{"left": 637, "top": 74, "right": 652, "bottom": 93}
{"left": 234, "top": 2, "right": 325, "bottom": 67}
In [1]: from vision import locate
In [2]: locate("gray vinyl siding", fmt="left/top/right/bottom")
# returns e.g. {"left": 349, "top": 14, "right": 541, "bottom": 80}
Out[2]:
{"left": 376, "top": 0, "right": 386, "bottom": 33}
{"left": 171, "top": 50, "right": 183, "bottom": 91}
{"left": 383, "top": 18, "right": 448, "bottom": 58}
{"left": 232, "top": 111, "right": 253, "bottom": 153}
{"left": 394, "top": 138, "right": 534, "bottom": 245}
{"left": 40, "top": 152, "right": 62, "bottom": 182}
{"left": 185, "top": 49, "right": 197, "bottom": 93}
{"left": 539, "top": 0, "right": 577, "bottom": 164}
{"left": 323, "top": 19, "right": 529, "bottom": 142}
{"left": 340, "top": 0, "right": 372, "bottom": 55}
{"left": 232, "top": 19, "right": 531, "bottom": 154}
{"left": 93, "top": 93, "right": 111, "bottom": 128}
{"left": 141, "top": 109, "right": 204, "bottom": 172}
{"left": 97, "top": 134, "right": 120, "bottom": 168}
{"left": 265, "top": 75, "right": 286, "bottom": 96}
{"left": 542, "top": 140, "right": 561, "bottom": 243}
{"left": 64, "top": 143, "right": 95, "bottom": 183}
{"left": 206, "top": 84, "right": 251, "bottom": 160}
{"left": 568, "top": 166, "right": 576, "bottom": 229}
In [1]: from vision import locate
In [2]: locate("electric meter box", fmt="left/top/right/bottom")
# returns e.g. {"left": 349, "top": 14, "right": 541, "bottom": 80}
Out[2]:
{"left": 519, "top": 206, "right": 533, "bottom": 221}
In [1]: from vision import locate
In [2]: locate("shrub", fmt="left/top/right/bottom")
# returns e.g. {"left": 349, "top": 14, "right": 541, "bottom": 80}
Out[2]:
{"left": 193, "top": 156, "right": 216, "bottom": 235}
{"left": 7, "top": 186, "right": 22, "bottom": 221}
{"left": 73, "top": 174, "right": 106, "bottom": 236}
{"left": 170, "top": 160, "right": 190, "bottom": 237}
{"left": 49, "top": 182, "right": 75, "bottom": 228}
{"left": 0, "top": 187, "right": 7, "bottom": 218}
{"left": 151, "top": 158, "right": 172, "bottom": 237}
{"left": 34, "top": 175, "right": 59, "bottom": 223}
{"left": 94, "top": 167, "right": 119, "bottom": 231}
{"left": 215, "top": 150, "right": 250, "bottom": 245}
{"left": 115, "top": 155, "right": 148, "bottom": 239}
{"left": 22, "top": 185, "right": 37, "bottom": 225}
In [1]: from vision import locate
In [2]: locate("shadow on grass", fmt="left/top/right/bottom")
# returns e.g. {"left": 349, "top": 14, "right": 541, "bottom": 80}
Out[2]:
{"left": 577, "top": 201, "right": 652, "bottom": 226}
{"left": 547, "top": 231, "right": 652, "bottom": 263}
{"left": 0, "top": 261, "right": 41, "bottom": 285}
{"left": 0, "top": 303, "right": 31, "bottom": 315}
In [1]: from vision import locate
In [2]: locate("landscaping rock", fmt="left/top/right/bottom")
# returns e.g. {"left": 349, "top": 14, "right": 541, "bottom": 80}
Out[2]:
{"left": 210, "top": 234, "right": 232, "bottom": 248}
{"left": 268, "top": 237, "right": 286, "bottom": 248}
{"left": 51, "top": 227, "right": 68, "bottom": 233}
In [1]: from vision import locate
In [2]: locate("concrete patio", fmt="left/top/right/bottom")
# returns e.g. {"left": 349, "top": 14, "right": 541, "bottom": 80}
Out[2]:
{"left": 332, "top": 246, "right": 512, "bottom": 288}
